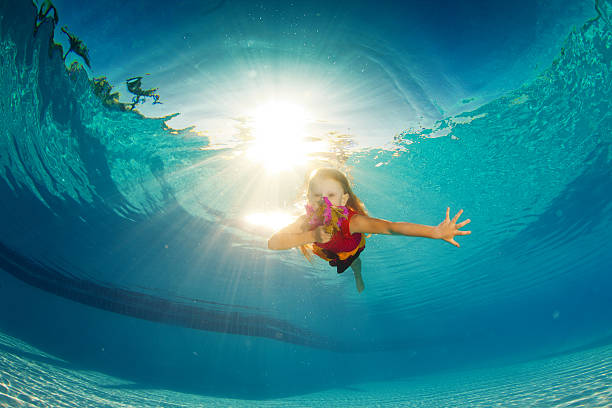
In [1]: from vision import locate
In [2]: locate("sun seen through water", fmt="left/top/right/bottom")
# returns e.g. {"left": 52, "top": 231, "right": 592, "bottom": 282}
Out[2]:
{"left": 246, "top": 101, "right": 323, "bottom": 172}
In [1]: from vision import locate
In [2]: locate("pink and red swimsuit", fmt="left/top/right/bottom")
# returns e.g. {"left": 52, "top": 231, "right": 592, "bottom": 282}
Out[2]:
{"left": 311, "top": 208, "right": 366, "bottom": 274}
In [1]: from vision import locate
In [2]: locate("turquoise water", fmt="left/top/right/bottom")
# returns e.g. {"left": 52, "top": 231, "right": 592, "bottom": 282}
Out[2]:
{"left": 1, "top": 0, "right": 611, "bottom": 406}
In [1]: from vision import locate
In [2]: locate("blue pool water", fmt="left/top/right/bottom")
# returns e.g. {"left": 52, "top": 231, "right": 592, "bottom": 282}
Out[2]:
{"left": 1, "top": 0, "right": 611, "bottom": 406}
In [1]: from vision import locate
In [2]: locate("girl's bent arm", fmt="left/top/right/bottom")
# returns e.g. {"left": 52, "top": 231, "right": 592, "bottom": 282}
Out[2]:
{"left": 268, "top": 230, "right": 315, "bottom": 250}
{"left": 268, "top": 216, "right": 315, "bottom": 250}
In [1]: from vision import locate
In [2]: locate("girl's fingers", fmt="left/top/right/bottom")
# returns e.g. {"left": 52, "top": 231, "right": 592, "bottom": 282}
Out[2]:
{"left": 452, "top": 209, "right": 463, "bottom": 223}
{"left": 457, "top": 219, "right": 471, "bottom": 228}
{"left": 445, "top": 207, "right": 450, "bottom": 220}
{"left": 459, "top": 230, "right": 471, "bottom": 235}
{"left": 450, "top": 239, "right": 460, "bottom": 248}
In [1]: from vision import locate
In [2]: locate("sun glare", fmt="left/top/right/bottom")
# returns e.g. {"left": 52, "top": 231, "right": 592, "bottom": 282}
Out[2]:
{"left": 244, "top": 211, "right": 295, "bottom": 232}
{"left": 246, "top": 101, "right": 317, "bottom": 171}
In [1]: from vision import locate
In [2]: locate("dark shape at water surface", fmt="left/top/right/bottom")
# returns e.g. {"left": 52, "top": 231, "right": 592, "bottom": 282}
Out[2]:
{"left": 126, "top": 75, "right": 162, "bottom": 108}
{"left": 61, "top": 25, "right": 91, "bottom": 68}
{"left": 34, "top": 0, "right": 58, "bottom": 33}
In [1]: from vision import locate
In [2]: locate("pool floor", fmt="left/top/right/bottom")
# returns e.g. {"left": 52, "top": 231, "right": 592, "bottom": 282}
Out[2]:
{"left": 1, "top": 331, "right": 610, "bottom": 407}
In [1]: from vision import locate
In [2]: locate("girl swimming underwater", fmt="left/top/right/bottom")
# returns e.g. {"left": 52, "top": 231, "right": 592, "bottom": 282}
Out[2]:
{"left": 267, "top": 168, "right": 471, "bottom": 293}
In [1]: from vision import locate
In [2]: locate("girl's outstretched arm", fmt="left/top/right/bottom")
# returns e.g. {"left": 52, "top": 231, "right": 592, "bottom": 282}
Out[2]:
{"left": 350, "top": 207, "right": 471, "bottom": 248}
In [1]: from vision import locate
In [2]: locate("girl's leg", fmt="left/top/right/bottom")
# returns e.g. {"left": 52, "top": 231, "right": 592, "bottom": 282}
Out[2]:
{"left": 351, "top": 258, "right": 365, "bottom": 293}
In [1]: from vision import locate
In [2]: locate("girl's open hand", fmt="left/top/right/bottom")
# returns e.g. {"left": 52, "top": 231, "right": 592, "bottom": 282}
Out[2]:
{"left": 313, "top": 226, "right": 333, "bottom": 243}
{"left": 435, "top": 207, "right": 471, "bottom": 247}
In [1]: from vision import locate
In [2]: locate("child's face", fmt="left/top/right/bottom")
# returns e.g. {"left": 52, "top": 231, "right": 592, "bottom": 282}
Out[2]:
{"left": 308, "top": 177, "right": 349, "bottom": 209}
